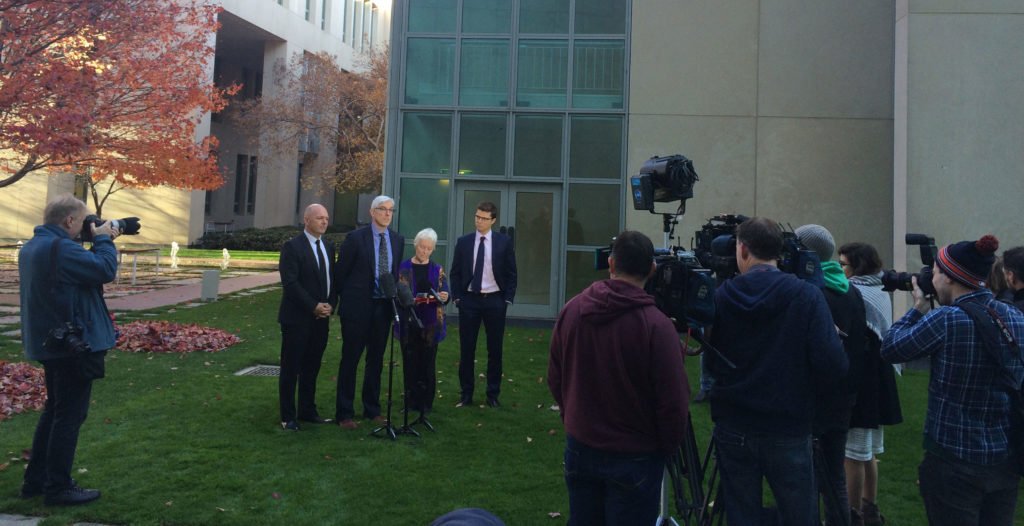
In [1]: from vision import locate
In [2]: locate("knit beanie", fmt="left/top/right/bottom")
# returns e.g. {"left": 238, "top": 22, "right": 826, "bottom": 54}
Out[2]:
{"left": 936, "top": 235, "right": 1000, "bottom": 289}
{"left": 795, "top": 224, "right": 836, "bottom": 261}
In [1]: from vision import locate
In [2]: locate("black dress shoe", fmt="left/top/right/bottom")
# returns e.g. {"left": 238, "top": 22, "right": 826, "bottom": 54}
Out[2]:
{"left": 486, "top": 397, "right": 500, "bottom": 408}
{"left": 298, "top": 415, "right": 333, "bottom": 424}
{"left": 280, "top": 420, "right": 300, "bottom": 431}
{"left": 44, "top": 485, "right": 101, "bottom": 506}
{"left": 455, "top": 397, "right": 473, "bottom": 408}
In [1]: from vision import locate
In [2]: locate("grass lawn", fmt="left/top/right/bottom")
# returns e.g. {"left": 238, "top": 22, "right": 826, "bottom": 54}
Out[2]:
{"left": 0, "top": 287, "right": 1022, "bottom": 525}
{"left": 155, "top": 248, "right": 281, "bottom": 261}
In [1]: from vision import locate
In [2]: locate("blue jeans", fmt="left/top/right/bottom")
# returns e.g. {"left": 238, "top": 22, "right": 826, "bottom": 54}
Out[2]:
{"left": 918, "top": 452, "right": 1019, "bottom": 526}
{"left": 713, "top": 425, "right": 817, "bottom": 526}
{"left": 564, "top": 435, "right": 666, "bottom": 526}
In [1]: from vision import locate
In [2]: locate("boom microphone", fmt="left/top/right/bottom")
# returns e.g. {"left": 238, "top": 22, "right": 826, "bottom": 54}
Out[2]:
{"left": 379, "top": 273, "right": 397, "bottom": 299}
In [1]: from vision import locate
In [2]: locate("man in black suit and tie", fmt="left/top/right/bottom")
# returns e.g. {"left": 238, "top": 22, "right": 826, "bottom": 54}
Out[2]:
{"left": 450, "top": 201, "right": 518, "bottom": 408}
{"left": 334, "top": 195, "right": 405, "bottom": 429}
{"left": 277, "top": 204, "right": 337, "bottom": 431}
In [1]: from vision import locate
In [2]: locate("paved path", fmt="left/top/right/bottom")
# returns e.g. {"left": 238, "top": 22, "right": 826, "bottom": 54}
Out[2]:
{"left": 105, "top": 271, "right": 280, "bottom": 311}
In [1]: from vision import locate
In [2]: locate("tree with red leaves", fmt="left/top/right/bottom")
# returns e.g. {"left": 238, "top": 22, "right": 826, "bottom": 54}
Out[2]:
{"left": 233, "top": 47, "right": 388, "bottom": 194}
{"left": 0, "top": 0, "right": 238, "bottom": 215}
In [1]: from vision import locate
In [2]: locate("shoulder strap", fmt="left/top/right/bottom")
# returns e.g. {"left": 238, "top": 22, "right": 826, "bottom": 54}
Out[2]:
{"left": 959, "top": 300, "right": 1022, "bottom": 391}
{"left": 47, "top": 239, "right": 74, "bottom": 324}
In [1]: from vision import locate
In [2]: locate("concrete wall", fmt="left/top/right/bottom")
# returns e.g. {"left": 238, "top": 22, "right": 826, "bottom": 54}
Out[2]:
{"left": 895, "top": 0, "right": 1024, "bottom": 273}
{"left": 628, "top": 0, "right": 895, "bottom": 265}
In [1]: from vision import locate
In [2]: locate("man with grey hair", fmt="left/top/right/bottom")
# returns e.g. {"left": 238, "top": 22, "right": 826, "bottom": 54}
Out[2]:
{"left": 334, "top": 195, "right": 404, "bottom": 429}
{"left": 19, "top": 194, "right": 119, "bottom": 506}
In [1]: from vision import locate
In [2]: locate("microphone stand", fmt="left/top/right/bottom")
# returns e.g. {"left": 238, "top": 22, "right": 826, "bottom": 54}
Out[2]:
{"left": 371, "top": 290, "right": 401, "bottom": 441}
{"left": 397, "top": 307, "right": 424, "bottom": 438}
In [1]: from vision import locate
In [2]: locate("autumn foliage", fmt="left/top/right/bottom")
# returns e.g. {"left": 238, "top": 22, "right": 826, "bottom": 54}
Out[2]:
{"left": 0, "top": 361, "right": 46, "bottom": 422}
{"left": 233, "top": 47, "right": 388, "bottom": 193}
{"left": 116, "top": 321, "right": 241, "bottom": 353}
{"left": 0, "top": 0, "right": 238, "bottom": 193}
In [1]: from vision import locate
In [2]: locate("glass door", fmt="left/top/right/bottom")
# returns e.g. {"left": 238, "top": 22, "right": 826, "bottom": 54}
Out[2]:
{"left": 454, "top": 182, "right": 561, "bottom": 318}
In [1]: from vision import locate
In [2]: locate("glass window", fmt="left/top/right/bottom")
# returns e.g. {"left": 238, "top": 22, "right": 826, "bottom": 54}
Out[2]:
{"left": 405, "top": 38, "right": 455, "bottom": 105}
{"left": 459, "top": 39, "right": 509, "bottom": 107}
{"left": 575, "top": 0, "right": 627, "bottom": 34}
{"left": 567, "top": 183, "right": 619, "bottom": 245}
{"left": 463, "top": 0, "right": 511, "bottom": 33}
{"left": 564, "top": 250, "right": 607, "bottom": 301}
{"left": 459, "top": 114, "right": 507, "bottom": 176}
{"left": 569, "top": 115, "right": 623, "bottom": 179}
{"left": 516, "top": 40, "right": 567, "bottom": 108}
{"left": 398, "top": 178, "right": 450, "bottom": 240}
{"left": 513, "top": 115, "right": 562, "bottom": 178}
{"left": 514, "top": 191, "right": 554, "bottom": 304}
{"left": 519, "top": 0, "right": 569, "bottom": 34}
{"left": 246, "top": 157, "right": 258, "bottom": 215}
{"left": 401, "top": 112, "right": 452, "bottom": 174}
{"left": 572, "top": 40, "right": 625, "bottom": 109}
{"left": 408, "top": 0, "right": 456, "bottom": 33}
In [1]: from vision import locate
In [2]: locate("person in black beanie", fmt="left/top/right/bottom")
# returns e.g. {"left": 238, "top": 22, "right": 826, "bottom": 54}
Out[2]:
{"left": 882, "top": 235, "right": 1024, "bottom": 526}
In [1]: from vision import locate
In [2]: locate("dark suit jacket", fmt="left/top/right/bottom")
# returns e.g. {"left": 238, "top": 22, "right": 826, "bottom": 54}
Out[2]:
{"left": 278, "top": 233, "right": 338, "bottom": 325}
{"left": 334, "top": 225, "right": 405, "bottom": 324}
{"left": 449, "top": 230, "right": 517, "bottom": 304}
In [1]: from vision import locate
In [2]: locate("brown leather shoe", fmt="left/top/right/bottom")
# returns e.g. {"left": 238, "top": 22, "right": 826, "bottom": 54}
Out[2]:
{"left": 337, "top": 419, "right": 359, "bottom": 430}
{"left": 370, "top": 415, "right": 387, "bottom": 425}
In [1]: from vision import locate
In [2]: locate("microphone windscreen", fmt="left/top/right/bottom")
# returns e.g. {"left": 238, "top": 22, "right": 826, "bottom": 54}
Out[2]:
{"left": 396, "top": 282, "right": 415, "bottom": 309}
{"left": 379, "top": 273, "right": 397, "bottom": 299}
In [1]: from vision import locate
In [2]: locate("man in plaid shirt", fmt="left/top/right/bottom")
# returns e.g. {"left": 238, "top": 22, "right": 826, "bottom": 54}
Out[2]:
{"left": 882, "top": 235, "right": 1024, "bottom": 526}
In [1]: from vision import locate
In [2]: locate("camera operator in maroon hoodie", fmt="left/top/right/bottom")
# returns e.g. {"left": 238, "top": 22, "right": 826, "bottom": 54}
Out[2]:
{"left": 548, "top": 230, "right": 689, "bottom": 526}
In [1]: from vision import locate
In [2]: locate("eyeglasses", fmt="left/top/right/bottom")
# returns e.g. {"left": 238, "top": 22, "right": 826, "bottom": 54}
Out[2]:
{"left": 374, "top": 207, "right": 395, "bottom": 214}
{"left": 474, "top": 215, "right": 495, "bottom": 222}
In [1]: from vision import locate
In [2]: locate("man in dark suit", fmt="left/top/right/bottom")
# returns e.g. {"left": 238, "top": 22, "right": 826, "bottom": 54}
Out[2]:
{"left": 334, "top": 195, "right": 404, "bottom": 429}
{"left": 450, "top": 201, "right": 518, "bottom": 408}
{"left": 277, "top": 204, "right": 337, "bottom": 431}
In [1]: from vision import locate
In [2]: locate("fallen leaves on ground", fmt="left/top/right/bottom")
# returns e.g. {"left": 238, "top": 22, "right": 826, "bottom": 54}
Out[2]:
{"left": 116, "top": 321, "right": 241, "bottom": 353}
{"left": 0, "top": 361, "right": 46, "bottom": 422}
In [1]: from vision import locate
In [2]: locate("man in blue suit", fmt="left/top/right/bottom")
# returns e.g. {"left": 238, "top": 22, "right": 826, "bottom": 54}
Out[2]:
{"left": 450, "top": 201, "right": 518, "bottom": 408}
{"left": 334, "top": 195, "right": 404, "bottom": 429}
{"left": 277, "top": 204, "right": 337, "bottom": 431}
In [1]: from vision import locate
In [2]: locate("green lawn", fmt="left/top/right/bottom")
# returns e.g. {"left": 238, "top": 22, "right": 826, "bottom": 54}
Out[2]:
{"left": 0, "top": 288, "right": 1022, "bottom": 525}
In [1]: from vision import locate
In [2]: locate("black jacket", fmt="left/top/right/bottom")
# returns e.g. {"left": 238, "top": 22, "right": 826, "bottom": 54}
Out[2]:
{"left": 278, "top": 233, "right": 337, "bottom": 325}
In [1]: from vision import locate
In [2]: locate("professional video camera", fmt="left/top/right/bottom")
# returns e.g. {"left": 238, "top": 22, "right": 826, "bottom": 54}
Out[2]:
{"left": 693, "top": 213, "right": 824, "bottom": 286}
{"left": 80, "top": 215, "right": 141, "bottom": 242}
{"left": 881, "top": 233, "right": 936, "bottom": 296}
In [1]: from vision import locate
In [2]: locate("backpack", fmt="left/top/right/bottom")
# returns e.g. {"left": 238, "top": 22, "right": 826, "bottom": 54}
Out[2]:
{"left": 958, "top": 300, "right": 1024, "bottom": 476}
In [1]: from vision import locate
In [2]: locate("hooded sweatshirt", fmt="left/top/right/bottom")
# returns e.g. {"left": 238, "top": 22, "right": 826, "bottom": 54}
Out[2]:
{"left": 708, "top": 265, "right": 847, "bottom": 436}
{"left": 548, "top": 278, "right": 689, "bottom": 454}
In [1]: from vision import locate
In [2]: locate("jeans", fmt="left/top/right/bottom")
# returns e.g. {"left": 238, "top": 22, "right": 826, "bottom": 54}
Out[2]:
{"left": 918, "top": 452, "right": 1019, "bottom": 526}
{"left": 814, "top": 428, "right": 850, "bottom": 526}
{"left": 713, "top": 425, "right": 817, "bottom": 526}
{"left": 564, "top": 435, "right": 665, "bottom": 526}
{"left": 23, "top": 356, "right": 97, "bottom": 494}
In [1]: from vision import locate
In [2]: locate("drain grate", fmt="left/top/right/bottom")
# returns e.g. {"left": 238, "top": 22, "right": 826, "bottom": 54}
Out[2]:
{"left": 235, "top": 365, "right": 280, "bottom": 377}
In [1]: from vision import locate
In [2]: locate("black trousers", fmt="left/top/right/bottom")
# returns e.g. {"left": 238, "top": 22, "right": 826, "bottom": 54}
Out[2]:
{"left": 457, "top": 293, "right": 507, "bottom": 400}
{"left": 278, "top": 317, "right": 329, "bottom": 422}
{"left": 401, "top": 332, "right": 438, "bottom": 413}
{"left": 23, "top": 353, "right": 102, "bottom": 495}
{"left": 336, "top": 299, "right": 393, "bottom": 420}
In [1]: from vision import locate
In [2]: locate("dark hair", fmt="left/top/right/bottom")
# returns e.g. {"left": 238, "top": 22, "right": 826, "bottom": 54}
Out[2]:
{"left": 838, "top": 242, "right": 883, "bottom": 276}
{"left": 735, "top": 217, "right": 782, "bottom": 260}
{"left": 989, "top": 257, "right": 1008, "bottom": 296}
{"left": 1004, "top": 246, "right": 1024, "bottom": 279}
{"left": 477, "top": 201, "right": 498, "bottom": 220}
{"left": 611, "top": 230, "right": 654, "bottom": 278}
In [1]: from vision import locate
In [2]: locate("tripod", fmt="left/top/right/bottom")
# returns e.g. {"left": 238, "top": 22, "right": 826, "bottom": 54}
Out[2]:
{"left": 396, "top": 311, "right": 426, "bottom": 438}
{"left": 371, "top": 283, "right": 402, "bottom": 441}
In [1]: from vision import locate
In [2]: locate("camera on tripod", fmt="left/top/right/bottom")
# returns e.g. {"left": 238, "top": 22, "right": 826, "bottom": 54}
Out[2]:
{"left": 881, "top": 233, "right": 937, "bottom": 295}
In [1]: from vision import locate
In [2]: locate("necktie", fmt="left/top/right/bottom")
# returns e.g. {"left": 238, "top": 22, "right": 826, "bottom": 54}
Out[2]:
{"left": 315, "top": 239, "right": 327, "bottom": 298}
{"left": 378, "top": 233, "right": 388, "bottom": 278}
{"left": 472, "top": 236, "right": 486, "bottom": 292}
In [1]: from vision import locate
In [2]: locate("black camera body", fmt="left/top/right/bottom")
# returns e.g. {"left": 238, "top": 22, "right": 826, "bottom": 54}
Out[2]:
{"left": 80, "top": 215, "right": 141, "bottom": 242}
{"left": 43, "top": 322, "right": 92, "bottom": 355}
{"left": 693, "top": 214, "right": 823, "bottom": 286}
{"left": 646, "top": 248, "right": 716, "bottom": 330}
{"left": 881, "top": 233, "right": 937, "bottom": 295}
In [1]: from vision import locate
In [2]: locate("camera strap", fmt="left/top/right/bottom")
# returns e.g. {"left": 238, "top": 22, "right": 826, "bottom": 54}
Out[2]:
{"left": 47, "top": 238, "right": 76, "bottom": 327}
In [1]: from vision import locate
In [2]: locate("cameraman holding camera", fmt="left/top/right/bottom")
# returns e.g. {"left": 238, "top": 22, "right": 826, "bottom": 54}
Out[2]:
{"left": 18, "top": 194, "right": 119, "bottom": 506}
{"left": 881, "top": 235, "right": 1024, "bottom": 526}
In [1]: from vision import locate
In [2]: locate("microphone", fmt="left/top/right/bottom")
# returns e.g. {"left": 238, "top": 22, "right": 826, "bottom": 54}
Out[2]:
{"left": 379, "top": 273, "right": 397, "bottom": 299}
{"left": 396, "top": 281, "right": 416, "bottom": 309}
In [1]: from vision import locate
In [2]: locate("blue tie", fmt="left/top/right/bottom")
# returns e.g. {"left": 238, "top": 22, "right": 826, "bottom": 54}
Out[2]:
{"left": 472, "top": 236, "right": 486, "bottom": 292}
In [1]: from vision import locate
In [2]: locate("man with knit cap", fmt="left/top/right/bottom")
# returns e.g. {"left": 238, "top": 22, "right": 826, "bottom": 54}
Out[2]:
{"left": 796, "top": 224, "right": 867, "bottom": 526}
{"left": 548, "top": 230, "right": 689, "bottom": 525}
{"left": 708, "top": 217, "right": 847, "bottom": 525}
{"left": 882, "top": 235, "right": 1024, "bottom": 526}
